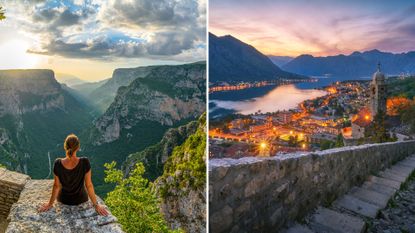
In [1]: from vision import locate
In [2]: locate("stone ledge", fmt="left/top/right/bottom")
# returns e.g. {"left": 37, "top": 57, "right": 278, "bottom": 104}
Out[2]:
{"left": 0, "top": 168, "right": 30, "bottom": 188}
{"left": 6, "top": 180, "right": 124, "bottom": 233}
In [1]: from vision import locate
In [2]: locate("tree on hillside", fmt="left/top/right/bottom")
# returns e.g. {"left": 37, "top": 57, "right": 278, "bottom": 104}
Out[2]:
{"left": 104, "top": 162, "right": 179, "bottom": 233}
{"left": 0, "top": 6, "right": 5, "bottom": 21}
{"left": 365, "top": 112, "right": 393, "bottom": 143}
{"left": 400, "top": 103, "right": 415, "bottom": 133}
{"left": 335, "top": 134, "right": 344, "bottom": 147}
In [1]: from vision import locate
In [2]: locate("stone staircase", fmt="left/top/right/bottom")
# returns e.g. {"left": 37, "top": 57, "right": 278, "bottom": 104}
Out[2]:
{"left": 284, "top": 154, "right": 415, "bottom": 233}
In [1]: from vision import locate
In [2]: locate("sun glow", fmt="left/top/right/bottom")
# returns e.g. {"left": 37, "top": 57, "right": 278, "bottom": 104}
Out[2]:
{"left": 0, "top": 40, "right": 40, "bottom": 69}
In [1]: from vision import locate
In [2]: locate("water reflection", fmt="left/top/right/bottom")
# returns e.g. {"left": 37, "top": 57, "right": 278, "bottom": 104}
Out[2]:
{"left": 211, "top": 84, "right": 327, "bottom": 115}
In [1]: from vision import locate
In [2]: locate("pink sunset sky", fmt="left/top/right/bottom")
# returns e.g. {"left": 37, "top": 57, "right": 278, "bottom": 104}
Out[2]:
{"left": 210, "top": 0, "right": 415, "bottom": 57}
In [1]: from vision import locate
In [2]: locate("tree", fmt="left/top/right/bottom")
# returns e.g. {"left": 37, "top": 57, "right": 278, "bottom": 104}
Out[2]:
{"left": 400, "top": 103, "right": 415, "bottom": 133}
{"left": 365, "top": 112, "right": 391, "bottom": 143}
{"left": 0, "top": 6, "right": 5, "bottom": 21}
{"left": 104, "top": 162, "right": 177, "bottom": 233}
{"left": 335, "top": 134, "right": 344, "bottom": 147}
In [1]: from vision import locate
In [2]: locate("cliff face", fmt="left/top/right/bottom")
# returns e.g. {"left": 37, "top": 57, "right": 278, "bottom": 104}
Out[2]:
{"left": 88, "top": 66, "right": 158, "bottom": 112}
{"left": 0, "top": 70, "right": 63, "bottom": 116}
{"left": 90, "top": 62, "right": 206, "bottom": 145}
{"left": 0, "top": 70, "right": 93, "bottom": 178}
{"left": 154, "top": 114, "right": 206, "bottom": 233}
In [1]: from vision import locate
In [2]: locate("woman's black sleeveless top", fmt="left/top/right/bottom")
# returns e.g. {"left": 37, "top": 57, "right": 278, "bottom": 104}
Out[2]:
{"left": 53, "top": 157, "right": 91, "bottom": 205}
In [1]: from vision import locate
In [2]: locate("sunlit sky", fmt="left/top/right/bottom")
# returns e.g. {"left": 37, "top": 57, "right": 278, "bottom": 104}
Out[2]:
{"left": 0, "top": 0, "right": 206, "bottom": 81}
{"left": 210, "top": 0, "right": 415, "bottom": 57}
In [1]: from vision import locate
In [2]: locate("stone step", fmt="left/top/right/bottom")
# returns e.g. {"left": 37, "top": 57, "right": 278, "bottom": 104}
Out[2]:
{"left": 361, "top": 181, "right": 397, "bottom": 197}
{"left": 283, "top": 154, "right": 415, "bottom": 233}
{"left": 379, "top": 170, "right": 407, "bottom": 183}
{"left": 367, "top": 175, "right": 401, "bottom": 189}
{"left": 283, "top": 224, "right": 315, "bottom": 233}
{"left": 389, "top": 165, "right": 413, "bottom": 176}
{"left": 308, "top": 207, "right": 365, "bottom": 233}
{"left": 348, "top": 187, "right": 390, "bottom": 208}
{"left": 333, "top": 194, "right": 379, "bottom": 218}
{"left": 397, "top": 159, "right": 415, "bottom": 169}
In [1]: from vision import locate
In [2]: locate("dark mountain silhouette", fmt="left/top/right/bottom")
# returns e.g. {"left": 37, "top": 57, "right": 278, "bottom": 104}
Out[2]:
{"left": 283, "top": 49, "right": 415, "bottom": 77}
{"left": 209, "top": 33, "right": 307, "bottom": 82}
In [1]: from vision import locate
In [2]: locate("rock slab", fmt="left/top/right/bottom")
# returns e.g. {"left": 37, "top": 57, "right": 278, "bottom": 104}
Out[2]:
{"left": 6, "top": 180, "right": 124, "bottom": 233}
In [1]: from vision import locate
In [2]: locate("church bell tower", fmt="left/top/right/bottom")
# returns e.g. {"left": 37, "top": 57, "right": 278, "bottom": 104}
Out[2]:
{"left": 369, "top": 63, "right": 387, "bottom": 118}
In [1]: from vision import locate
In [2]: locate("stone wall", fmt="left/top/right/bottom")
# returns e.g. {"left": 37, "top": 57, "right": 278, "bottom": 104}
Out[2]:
{"left": 0, "top": 168, "right": 30, "bottom": 220}
{"left": 209, "top": 140, "right": 415, "bottom": 233}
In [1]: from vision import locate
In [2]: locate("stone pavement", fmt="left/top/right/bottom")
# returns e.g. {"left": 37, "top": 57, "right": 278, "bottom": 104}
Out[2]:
{"left": 5, "top": 180, "right": 124, "bottom": 233}
{"left": 283, "top": 154, "right": 415, "bottom": 233}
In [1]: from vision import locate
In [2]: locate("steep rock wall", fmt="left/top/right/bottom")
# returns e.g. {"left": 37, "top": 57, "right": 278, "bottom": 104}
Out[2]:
{"left": 209, "top": 140, "right": 415, "bottom": 233}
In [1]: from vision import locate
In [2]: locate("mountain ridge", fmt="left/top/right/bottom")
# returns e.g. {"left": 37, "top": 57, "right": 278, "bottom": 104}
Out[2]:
{"left": 209, "top": 33, "right": 307, "bottom": 82}
{"left": 283, "top": 49, "right": 415, "bottom": 77}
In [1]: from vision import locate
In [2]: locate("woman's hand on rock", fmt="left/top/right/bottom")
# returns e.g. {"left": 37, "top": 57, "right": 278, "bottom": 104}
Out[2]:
{"left": 38, "top": 203, "right": 53, "bottom": 213}
{"left": 95, "top": 204, "right": 109, "bottom": 216}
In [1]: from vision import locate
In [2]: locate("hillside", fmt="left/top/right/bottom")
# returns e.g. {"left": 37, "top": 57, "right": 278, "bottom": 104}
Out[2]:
{"left": 55, "top": 73, "right": 87, "bottom": 87}
{"left": 88, "top": 66, "right": 159, "bottom": 112}
{"left": 155, "top": 114, "right": 206, "bottom": 232}
{"left": 82, "top": 62, "right": 206, "bottom": 194}
{"left": 268, "top": 55, "right": 293, "bottom": 67}
{"left": 0, "top": 70, "right": 94, "bottom": 178}
{"left": 123, "top": 119, "right": 199, "bottom": 181}
{"left": 283, "top": 50, "right": 415, "bottom": 77}
{"left": 71, "top": 78, "right": 109, "bottom": 97}
{"left": 209, "top": 33, "right": 307, "bottom": 82}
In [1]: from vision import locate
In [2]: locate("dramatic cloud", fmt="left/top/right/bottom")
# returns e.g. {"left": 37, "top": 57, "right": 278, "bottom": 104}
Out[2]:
{"left": 210, "top": 0, "right": 415, "bottom": 57}
{"left": 0, "top": 0, "right": 205, "bottom": 61}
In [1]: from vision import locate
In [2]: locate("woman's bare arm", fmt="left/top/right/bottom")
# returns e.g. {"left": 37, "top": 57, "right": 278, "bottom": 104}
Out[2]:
{"left": 85, "top": 170, "right": 109, "bottom": 216}
{"left": 38, "top": 175, "right": 60, "bottom": 212}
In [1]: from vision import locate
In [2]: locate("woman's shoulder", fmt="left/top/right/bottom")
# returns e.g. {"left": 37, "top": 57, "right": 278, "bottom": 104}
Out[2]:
{"left": 79, "top": 157, "right": 90, "bottom": 162}
{"left": 79, "top": 157, "right": 91, "bottom": 166}
{"left": 54, "top": 158, "right": 62, "bottom": 165}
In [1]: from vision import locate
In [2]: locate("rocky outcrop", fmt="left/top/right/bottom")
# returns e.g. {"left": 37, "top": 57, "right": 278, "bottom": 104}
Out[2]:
{"left": 159, "top": 188, "right": 206, "bottom": 233}
{"left": 0, "top": 169, "right": 123, "bottom": 233}
{"left": 88, "top": 66, "right": 154, "bottom": 112}
{"left": 91, "top": 62, "right": 206, "bottom": 145}
{"left": 209, "top": 140, "right": 415, "bottom": 233}
{"left": 0, "top": 168, "right": 29, "bottom": 220}
{"left": 155, "top": 115, "right": 206, "bottom": 233}
{"left": 0, "top": 70, "right": 63, "bottom": 116}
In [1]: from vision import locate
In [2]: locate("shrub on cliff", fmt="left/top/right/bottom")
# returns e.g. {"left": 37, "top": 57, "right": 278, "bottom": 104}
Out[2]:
{"left": 157, "top": 113, "right": 206, "bottom": 198}
{"left": 104, "top": 161, "right": 180, "bottom": 233}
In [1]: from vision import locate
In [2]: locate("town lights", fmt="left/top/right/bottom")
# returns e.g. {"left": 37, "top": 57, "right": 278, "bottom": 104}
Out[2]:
{"left": 260, "top": 142, "right": 267, "bottom": 149}
{"left": 365, "top": 115, "right": 370, "bottom": 120}
{"left": 302, "top": 143, "right": 306, "bottom": 149}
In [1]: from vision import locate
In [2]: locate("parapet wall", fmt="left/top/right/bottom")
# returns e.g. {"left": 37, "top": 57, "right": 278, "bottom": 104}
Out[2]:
{"left": 209, "top": 140, "right": 415, "bottom": 233}
{"left": 0, "top": 168, "right": 30, "bottom": 220}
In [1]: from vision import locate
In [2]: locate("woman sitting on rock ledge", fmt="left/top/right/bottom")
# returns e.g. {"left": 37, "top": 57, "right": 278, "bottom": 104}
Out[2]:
{"left": 38, "top": 134, "right": 108, "bottom": 216}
